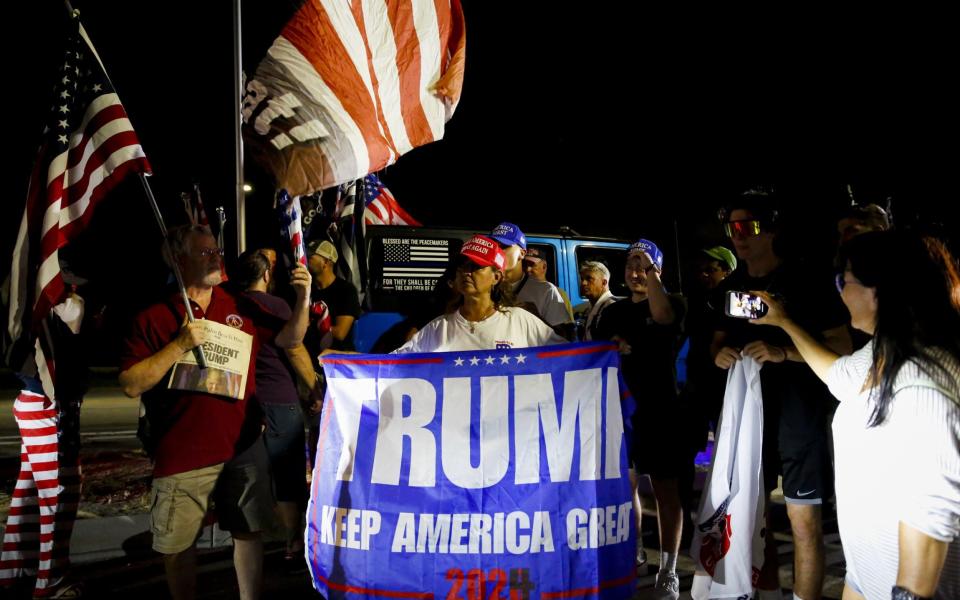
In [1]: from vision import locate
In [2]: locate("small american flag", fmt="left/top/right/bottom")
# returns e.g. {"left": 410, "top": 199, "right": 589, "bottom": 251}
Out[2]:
{"left": 382, "top": 239, "right": 449, "bottom": 279}
{"left": 277, "top": 189, "right": 307, "bottom": 266}
{"left": 6, "top": 14, "right": 150, "bottom": 397}
{"left": 363, "top": 174, "right": 422, "bottom": 226}
{"left": 181, "top": 184, "right": 210, "bottom": 227}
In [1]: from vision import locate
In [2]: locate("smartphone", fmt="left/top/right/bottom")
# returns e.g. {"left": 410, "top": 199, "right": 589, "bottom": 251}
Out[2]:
{"left": 724, "top": 290, "right": 768, "bottom": 319}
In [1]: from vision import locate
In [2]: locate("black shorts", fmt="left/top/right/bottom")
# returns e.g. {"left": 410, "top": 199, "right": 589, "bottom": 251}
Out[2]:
{"left": 763, "top": 384, "right": 833, "bottom": 504}
{"left": 629, "top": 393, "right": 686, "bottom": 480}
{"left": 763, "top": 433, "right": 834, "bottom": 504}
{"left": 262, "top": 403, "right": 308, "bottom": 506}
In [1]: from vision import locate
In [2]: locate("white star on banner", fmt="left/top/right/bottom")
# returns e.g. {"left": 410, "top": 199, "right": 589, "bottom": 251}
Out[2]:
{"left": 59, "top": 105, "right": 69, "bottom": 114}
{"left": 57, "top": 135, "right": 68, "bottom": 144}
{"left": 500, "top": 355, "right": 511, "bottom": 364}
{"left": 454, "top": 357, "right": 464, "bottom": 366}
{"left": 92, "top": 83, "right": 102, "bottom": 92}
{"left": 469, "top": 357, "right": 480, "bottom": 366}
{"left": 484, "top": 356, "right": 495, "bottom": 365}
{"left": 516, "top": 354, "right": 527, "bottom": 364}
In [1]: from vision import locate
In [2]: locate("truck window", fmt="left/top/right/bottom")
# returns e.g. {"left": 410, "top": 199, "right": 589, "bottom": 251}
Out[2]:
{"left": 575, "top": 246, "right": 629, "bottom": 298}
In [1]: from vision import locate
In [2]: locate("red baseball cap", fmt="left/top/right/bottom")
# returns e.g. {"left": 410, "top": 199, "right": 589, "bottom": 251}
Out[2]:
{"left": 523, "top": 247, "right": 545, "bottom": 264}
{"left": 459, "top": 235, "right": 506, "bottom": 270}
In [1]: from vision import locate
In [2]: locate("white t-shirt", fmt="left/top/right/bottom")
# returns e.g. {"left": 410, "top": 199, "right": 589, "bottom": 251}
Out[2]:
{"left": 515, "top": 277, "right": 572, "bottom": 327}
{"left": 827, "top": 340, "right": 960, "bottom": 599}
{"left": 393, "top": 306, "right": 566, "bottom": 353}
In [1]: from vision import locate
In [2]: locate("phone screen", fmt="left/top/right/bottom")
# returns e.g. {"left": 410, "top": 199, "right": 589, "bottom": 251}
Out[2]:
{"left": 725, "top": 291, "right": 768, "bottom": 319}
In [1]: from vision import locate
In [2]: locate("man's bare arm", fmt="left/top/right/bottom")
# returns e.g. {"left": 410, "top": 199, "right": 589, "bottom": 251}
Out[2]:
{"left": 330, "top": 315, "right": 356, "bottom": 342}
{"left": 119, "top": 322, "right": 204, "bottom": 398}
{"left": 275, "top": 264, "right": 312, "bottom": 349}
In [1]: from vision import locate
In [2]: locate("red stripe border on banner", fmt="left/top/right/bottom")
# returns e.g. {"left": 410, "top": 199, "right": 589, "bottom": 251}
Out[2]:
{"left": 317, "top": 573, "right": 434, "bottom": 598}
{"left": 539, "top": 573, "right": 636, "bottom": 599}
{"left": 323, "top": 357, "right": 444, "bottom": 365}
{"left": 536, "top": 344, "right": 617, "bottom": 359}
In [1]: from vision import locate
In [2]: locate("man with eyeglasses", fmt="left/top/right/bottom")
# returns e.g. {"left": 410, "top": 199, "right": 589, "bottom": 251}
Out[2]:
{"left": 710, "top": 191, "right": 851, "bottom": 600}
{"left": 118, "top": 224, "right": 311, "bottom": 600}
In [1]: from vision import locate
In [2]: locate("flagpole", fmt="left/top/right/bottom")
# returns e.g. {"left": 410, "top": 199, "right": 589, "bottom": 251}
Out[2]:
{"left": 139, "top": 174, "right": 208, "bottom": 369}
{"left": 233, "top": 0, "right": 246, "bottom": 255}
{"left": 672, "top": 217, "right": 683, "bottom": 294}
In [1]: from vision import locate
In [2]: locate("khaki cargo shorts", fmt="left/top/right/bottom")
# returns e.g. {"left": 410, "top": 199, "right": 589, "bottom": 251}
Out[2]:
{"left": 150, "top": 439, "right": 274, "bottom": 554}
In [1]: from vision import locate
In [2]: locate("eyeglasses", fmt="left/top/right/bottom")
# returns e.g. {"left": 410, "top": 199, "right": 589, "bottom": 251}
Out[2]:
{"left": 834, "top": 273, "right": 846, "bottom": 293}
{"left": 724, "top": 220, "right": 762, "bottom": 239}
{"left": 197, "top": 247, "right": 225, "bottom": 257}
{"left": 835, "top": 273, "right": 865, "bottom": 294}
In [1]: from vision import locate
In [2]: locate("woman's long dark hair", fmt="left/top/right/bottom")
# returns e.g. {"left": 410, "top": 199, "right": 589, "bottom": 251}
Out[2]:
{"left": 839, "top": 230, "right": 960, "bottom": 426}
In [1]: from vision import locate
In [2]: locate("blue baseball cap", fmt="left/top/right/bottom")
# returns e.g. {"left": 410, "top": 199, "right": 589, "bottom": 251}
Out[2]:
{"left": 628, "top": 239, "right": 664, "bottom": 271}
{"left": 489, "top": 222, "right": 527, "bottom": 250}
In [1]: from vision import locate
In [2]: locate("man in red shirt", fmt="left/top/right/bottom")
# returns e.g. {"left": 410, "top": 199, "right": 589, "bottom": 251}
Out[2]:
{"left": 119, "top": 225, "right": 310, "bottom": 600}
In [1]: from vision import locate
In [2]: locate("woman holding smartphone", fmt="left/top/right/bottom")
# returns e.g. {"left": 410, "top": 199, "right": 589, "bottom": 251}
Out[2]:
{"left": 751, "top": 229, "right": 960, "bottom": 600}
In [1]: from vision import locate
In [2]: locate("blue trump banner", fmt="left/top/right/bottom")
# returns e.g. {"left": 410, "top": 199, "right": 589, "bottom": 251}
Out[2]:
{"left": 307, "top": 342, "right": 636, "bottom": 600}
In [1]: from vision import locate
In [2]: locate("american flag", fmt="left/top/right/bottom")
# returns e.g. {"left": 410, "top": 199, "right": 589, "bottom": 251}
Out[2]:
{"left": 242, "top": 0, "right": 466, "bottom": 195}
{"left": 363, "top": 174, "right": 421, "bottom": 226}
{"left": 277, "top": 189, "right": 307, "bottom": 266}
{"left": 181, "top": 185, "right": 210, "bottom": 227}
{"left": 382, "top": 239, "right": 449, "bottom": 278}
{"left": 6, "top": 15, "right": 150, "bottom": 394}
{"left": 333, "top": 180, "right": 367, "bottom": 303}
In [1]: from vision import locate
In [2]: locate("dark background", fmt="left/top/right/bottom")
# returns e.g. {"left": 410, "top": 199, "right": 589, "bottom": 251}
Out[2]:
{"left": 5, "top": 2, "right": 958, "bottom": 328}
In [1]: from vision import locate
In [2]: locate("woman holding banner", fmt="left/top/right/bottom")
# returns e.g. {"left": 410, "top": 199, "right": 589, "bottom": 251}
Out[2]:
{"left": 392, "top": 234, "right": 566, "bottom": 353}
{"left": 750, "top": 230, "right": 960, "bottom": 600}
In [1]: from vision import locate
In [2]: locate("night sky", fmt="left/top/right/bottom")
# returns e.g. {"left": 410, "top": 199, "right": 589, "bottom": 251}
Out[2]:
{"left": 5, "top": 2, "right": 958, "bottom": 304}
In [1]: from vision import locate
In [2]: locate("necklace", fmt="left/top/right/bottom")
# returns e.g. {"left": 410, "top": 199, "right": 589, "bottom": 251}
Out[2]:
{"left": 466, "top": 306, "right": 496, "bottom": 333}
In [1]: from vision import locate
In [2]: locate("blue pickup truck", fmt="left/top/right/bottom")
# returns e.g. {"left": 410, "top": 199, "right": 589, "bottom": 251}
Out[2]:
{"left": 353, "top": 225, "right": 632, "bottom": 352}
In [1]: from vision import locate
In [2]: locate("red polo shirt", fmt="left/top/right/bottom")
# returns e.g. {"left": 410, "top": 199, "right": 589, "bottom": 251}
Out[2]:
{"left": 120, "top": 286, "right": 262, "bottom": 477}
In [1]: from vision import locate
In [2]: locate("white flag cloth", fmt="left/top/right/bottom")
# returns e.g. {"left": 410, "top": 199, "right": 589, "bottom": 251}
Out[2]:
{"left": 691, "top": 356, "right": 766, "bottom": 598}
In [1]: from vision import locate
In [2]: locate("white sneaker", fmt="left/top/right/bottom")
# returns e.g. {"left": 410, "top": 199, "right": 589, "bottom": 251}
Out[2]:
{"left": 652, "top": 571, "right": 680, "bottom": 600}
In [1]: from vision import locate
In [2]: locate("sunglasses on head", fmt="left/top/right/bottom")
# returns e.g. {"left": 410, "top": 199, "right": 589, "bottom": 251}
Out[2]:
{"left": 724, "top": 220, "right": 762, "bottom": 238}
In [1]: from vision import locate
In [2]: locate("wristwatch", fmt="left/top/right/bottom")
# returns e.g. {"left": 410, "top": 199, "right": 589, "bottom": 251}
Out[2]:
{"left": 891, "top": 586, "right": 932, "bottom": 600}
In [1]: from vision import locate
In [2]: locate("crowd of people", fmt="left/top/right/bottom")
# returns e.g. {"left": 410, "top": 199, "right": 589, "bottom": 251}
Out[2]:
{"left": 1, "top": 192, "right": 957, "bottom": 600}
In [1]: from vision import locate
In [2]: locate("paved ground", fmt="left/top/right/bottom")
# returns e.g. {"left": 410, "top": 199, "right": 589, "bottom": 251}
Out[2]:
{"left": 0, "top": 385, "right": 140, "bottom": 459}
{"left": 0, "top": 492, "right": 849, "bottom": 599}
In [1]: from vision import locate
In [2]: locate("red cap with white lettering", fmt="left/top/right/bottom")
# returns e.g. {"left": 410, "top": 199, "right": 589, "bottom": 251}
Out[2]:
{"left": 459, "top": 235, "right": 506, "bottom": 270}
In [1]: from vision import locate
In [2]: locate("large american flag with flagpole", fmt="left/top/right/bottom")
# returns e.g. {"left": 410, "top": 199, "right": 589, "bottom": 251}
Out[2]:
{"left": 5, "top": 13, "right": 151, "bottom": 394}
{"left": 242, "top": 0, "right": 466, "bottom": 196}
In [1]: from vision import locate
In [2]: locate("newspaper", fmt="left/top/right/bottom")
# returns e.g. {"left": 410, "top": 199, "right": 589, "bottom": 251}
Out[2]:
{"left": 167, "top": 320, "right": 253, "bottom": 400}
